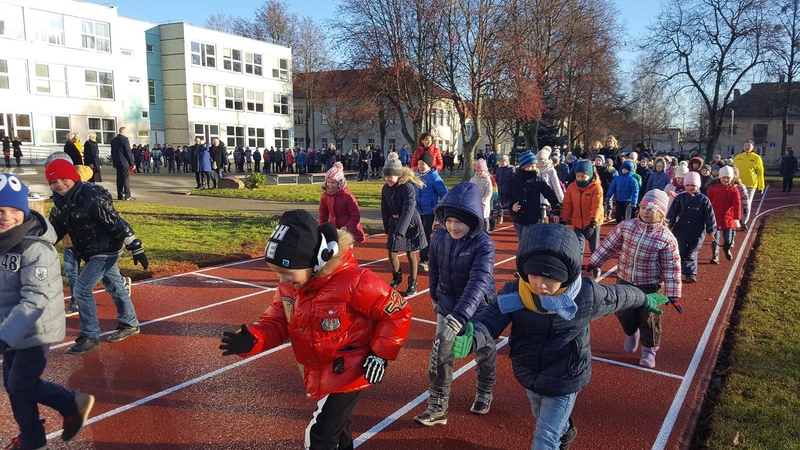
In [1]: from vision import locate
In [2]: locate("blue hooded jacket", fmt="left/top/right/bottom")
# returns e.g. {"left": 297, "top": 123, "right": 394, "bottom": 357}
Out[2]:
{"left": 414, "top": 168, "right": 448, "bottom": 215}
{"left": 606, "top": 160, "right": 639, "bottom": 203}
{"left": 429, "top": 182, "right": 496, "bottom": 324}
{"left": 470, "top": 223, "right": 647, "bottom": 396}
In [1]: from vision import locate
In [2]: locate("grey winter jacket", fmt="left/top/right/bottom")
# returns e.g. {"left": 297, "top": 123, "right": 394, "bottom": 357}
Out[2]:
{"left": 0, "top": 212, "right": 66, "bottom": 349}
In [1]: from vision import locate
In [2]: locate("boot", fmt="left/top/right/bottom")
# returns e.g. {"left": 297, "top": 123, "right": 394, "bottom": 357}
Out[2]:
{"left": 404, "top": 277, "right": 417, "bottom": 296}
{"left": 723, "top": 243, "right": 733, "bottom": 260}
{"left": 414, "top": 389, "right": 448, "bottom": 426}
{"left": 560, "top": 418, "right": 578, "bottom": 450}
{"left": 640, "top": 346, "right": 659, "bottom": 369}
{"left": 470, "top": 376, "right": 494, "bottom": 415}
{"left": 389, "top": 271, "right": 403, "bottom": 289}
{"left": 623, "top": 330, "right": 640, "bottom": 353}
{"left": 710, "top": 242, "right": 719, "bottom": 264}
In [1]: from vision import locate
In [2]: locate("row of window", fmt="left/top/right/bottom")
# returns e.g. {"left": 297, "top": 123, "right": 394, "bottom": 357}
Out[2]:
{"left": 193, "top": 123, "right": 291, "bottom": 150}
{"left": 191, "top": 83, "right": 289, "bottom": 114}
{"left": 189, "top": 41, "right": 289, "bottom": 80}
{"left": 0, "top": 59, "right": 114, "bottom": 99}
{"left": 0, "top": 5, "right": 111, "bottom": 53}
{"left": 0, "top": 112, "right": 116, "bottom": 145}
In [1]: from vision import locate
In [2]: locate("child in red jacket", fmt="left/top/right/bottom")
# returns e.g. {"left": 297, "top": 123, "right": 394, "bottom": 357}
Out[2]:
{"left": 318, "top": 162, "right": 366, "bottom": 243}
{"left": 220, "top": 210, "right": 411, "bottom": 449}
{"left": 706, "top": 166, "right": 742, "bottom": 263}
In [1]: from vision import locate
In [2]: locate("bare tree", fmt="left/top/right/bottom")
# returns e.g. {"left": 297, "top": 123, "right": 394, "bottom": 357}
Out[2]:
{"left": 203, "top": 12, "right": 233, "bottom": 33}
{"left": 770, "top": 0, "right": 800, "bottom": 157}
{"left": 628, "top": 58, "right": 672, "bottom": 147}
{"left": 293, "top": 16, "right": 331, "bottom": 147}
{"left": 644, "top": 0, "right": 768, "bottom": 161}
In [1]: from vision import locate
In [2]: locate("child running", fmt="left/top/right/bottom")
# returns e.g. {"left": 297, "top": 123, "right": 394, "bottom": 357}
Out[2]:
{"left": 465, "top": 223, "right": 669, "bottom": 449}
{"left": 502, "top": 150, "right": 561, "bottom": 240}
{"left": 470, "top": 158, "right": 493, "bottom": 231}
{"left": 495, "top": 155, "right": 515, "bottom": 224}
{"left": 561, "top": 160, "right": 604, "bottom": 278}
{"left": 414, "top": 182, "right": 497, "bottom": 426}
{"left": 220, "top": 210, "right": 411, "bottom": 449}
{"left": 588, "top": 190, "right": 682, "bottom": 368}
{"left": 667, "top": 171, "right": 717, "bottom": 283}
{"left": 318, "top": 162, "right": 366, "bottom": 244}
{"left": 381, "top": 152, "right": 427, "bottom": 295}
{"left": 664, "top": 161, "right": 689, "bottom": 209}
{"left": 606, "top": 160, "right": 639, "bottom": 223}
{"left": 414, "top": 152, "right": 448, "bottom": 272}
{"left": 706, "top": 166, "right": 742, "bottom": 263}
{"left": 0, "top": 174, "right": 96, "bottom": 450}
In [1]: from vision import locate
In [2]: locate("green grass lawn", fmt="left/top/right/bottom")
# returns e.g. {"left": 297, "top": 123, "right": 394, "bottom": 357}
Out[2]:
{"left": 703, "top": 207, "right": 800, "bottom": 449}
{"left": 191, "top": 176, "right": 466, "bottom": 208}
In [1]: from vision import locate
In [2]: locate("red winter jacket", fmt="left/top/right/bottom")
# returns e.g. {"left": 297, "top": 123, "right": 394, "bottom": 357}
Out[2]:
{"left": 241, "top": 244, "right": 412, "bottom": 401}
{"left": 410, "top": 145, "right": 444, "bottom": 172}
{"left": 706, "top": 181, "right": 741, "bottom": 230}
{"left": 318, "top": 187, "right": 366, "bottom": 243}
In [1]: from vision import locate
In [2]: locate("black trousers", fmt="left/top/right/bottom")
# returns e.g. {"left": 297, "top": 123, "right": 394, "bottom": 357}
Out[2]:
{"left": 305, "top": 391, "right": 362, "bottom": 450}
{"left": 419, "top": 214, "right": 435, "bottom": 263}
{"left": 783, "top": 176, "right": 794, "bottom": 192}
{"left": 115, "top": 166, "right": 131, "bottom": 199}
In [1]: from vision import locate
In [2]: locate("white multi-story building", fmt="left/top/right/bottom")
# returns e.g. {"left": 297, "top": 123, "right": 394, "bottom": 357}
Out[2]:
{"left": 0, "top": 0, "right": 292, "bottom": 159}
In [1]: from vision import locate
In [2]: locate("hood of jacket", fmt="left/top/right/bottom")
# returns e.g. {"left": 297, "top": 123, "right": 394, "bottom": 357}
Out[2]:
{"left": 515, "top": 223, "right": 582, "bottom": 285}
{"left": 434, "top": 181, "right": 485, "bottom": 237}
{"left": 620, "top": 160, "right": 635, "bottom": 175}
{"left": 689, "top": 156, "right": 704, "bottom": 171}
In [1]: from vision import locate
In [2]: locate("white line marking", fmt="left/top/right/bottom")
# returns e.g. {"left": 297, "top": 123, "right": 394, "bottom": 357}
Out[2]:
{"left": 591, "top": 356, "right": 684, "bottom": 380}
{"left": 194, "top": 272, "right": 273, "bottom": 290}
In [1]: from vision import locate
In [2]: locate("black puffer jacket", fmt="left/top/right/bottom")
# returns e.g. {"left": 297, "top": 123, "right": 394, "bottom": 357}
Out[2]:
{"left": 49, "top": 182, "right": 135, "bottom": 260}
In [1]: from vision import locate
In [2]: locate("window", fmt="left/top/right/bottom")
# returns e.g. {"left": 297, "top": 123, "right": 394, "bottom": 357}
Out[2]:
{"left": 35, "top": 63, "right": 67, "bottom": 96}
{"left": 272, "top": 58, "right": 288, "bottom": 80}
{"left": 0, "top": 4, "right": 25, "bottom": 39}
{"left": 138, "top": 131, "right": 149, "bottom": 138}
{"left": 321, "top": 138, "right": 328, "bottom": 148}
{"left": 129, "top": 77, "right": 140, "bottom": 84}
{"left": 246, "top": 90, "right": 264, "bottom": 112}
{"left": 388, "top": 139, "right": 396, "bottom": 150}
{"left": 0, "top": 59, "right": 28, "bottom": 92}
{"left": 321, "top": 113, "right": 328, "bottom": 125}
{"left": 294, "top": 109, "right": 305, "bottom": 125}
{"left": 753, "top": 124, "right": 768, "bottom": 144}
{"left": 245, "top": 52, "right": 262, "bottom": 76}
{"left": 224, "top": 87, "right": 244, "bottom": 110}
{"left": 192, "top": 83, "right": 217, "bottom": 108}
{"left": 36, "top": 115, "right": 70, "bottom": 144}
{"left": 273, "top": 94, "right": 289, "bottom": 114}
{"left": 485, "top": 143, "right": 492, "bottom": 152}
{"left": 190, "top": 41, "right": 215, "bottom": 68}
{"left": 141, "top": 111, "right": 148, "bottom": 118}
{"left": 294, "top": 137, "right": 304, "bottom": 148}
{"left": 148, "top": 79, "right": 156, "bottom": 104}
{"left": 446, "top": 110, "right": 451, "bottom": 127}
{"left": 789, "top": 124, "right": 795, "bottom": 136}
{"left": 88, "top": 117, "right": 116, "bottom": 144}
{"left": 222, "top": 48, "right": 242, "bottom": 72}
{"left": 274, "top": 129, "right": 290, "bottom": 149}
{"left": 247, "top": 127, "right": 266, "bottom": 148}
{"left": 352, "top": 138, "right": 359, "bottom": 148}
{"left": 121, "top": 48, "right": 134, "bottom": 57}
{"left": 194, "top": 123, "right": 219, "bottom": 143}
{"left": 146, "top": 44, "right": 154, "bottom": 53}
{"left": 0, "top": 114, "right": 31, "bottom": 142}
{"left": 31, "top": 10, "right": 64, "bottom": 45}
{"left": 431, "top": 109, "right": 437, "bottom": 126}
{"left": 84, "top": 69, "right": 114, "bottom": 99}
{"left": 81, "top": 20, "right": 111, "bottom": 52}
{"left": 226, "top": 125, "right": 245, "bottom": 147}
{"left": 368, "top": 138, "right": 375, "bottom": 146}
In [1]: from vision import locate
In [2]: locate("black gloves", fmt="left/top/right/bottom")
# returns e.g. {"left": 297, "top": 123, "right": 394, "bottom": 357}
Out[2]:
{"left": 363, "top": 354, "right": 387, "bottom": 384}
{"left": 584, "top": 219, "right": 597, "bottom": 238}
{"left": 0, "top": 339, "right": 8, "bottom": 354}
{"left": 125, "top": 238, "right": 149, "bottom": 270}
{"left": 219, "top": 324, "right": 255, "bottom": 356}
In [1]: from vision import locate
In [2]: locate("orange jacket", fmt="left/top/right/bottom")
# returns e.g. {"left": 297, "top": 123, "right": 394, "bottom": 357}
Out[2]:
{"left": 561, "top": 174, "right": 604, "bottom": 229}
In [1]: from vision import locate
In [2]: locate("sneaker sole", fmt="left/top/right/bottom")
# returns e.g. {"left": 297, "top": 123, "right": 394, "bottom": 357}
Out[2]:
{"left": 66, "top": 343, "right": 100, "bottom": 355}
{"left": 414, "top": 416, "right": 448, "bottom": 427}
{"left": 63, "top": 393, "right": 96, "bottom": 442}
{"left": 64, "top": 311, "right": 79, "bottom": 318}
{"left": 470, "top": 406, "right": 491, "bottom": 415}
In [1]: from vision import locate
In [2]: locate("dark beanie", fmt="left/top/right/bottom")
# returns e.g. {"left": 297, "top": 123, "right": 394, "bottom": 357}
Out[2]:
{"left": 523, "top": 254, "right": 570, "bottom": 283}
{"left": 443, "top": 207, "right": 478, "bottom": 232}
{"left": 419, "top": 152, "right": 435, "bottom": 168}
{"left": 264, "top": 210, "right": 320, "bottom": 269}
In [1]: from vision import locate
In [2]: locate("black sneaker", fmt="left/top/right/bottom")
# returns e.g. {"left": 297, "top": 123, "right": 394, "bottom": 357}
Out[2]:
{"left": 560, "top": 418, "right": 578, "bottom": 450}
{"left": 725, "top": 249, "right": 733, "bottom": 260}
{"left": 64, "top": 304, "right": 79, "bottom": 318}
{"left": 413, "top": 404, "right": 448, "bottom": 426}
{"left": 470, "top": 395, "right": 492, "bottom": 415}
{"left": 107, "top": 324, "right": 140, "bottom": 343}
{"left": 685, "top": 275, "right": 697, "bottom": 283}
{"left": 67, "top": 338, "right": 100, "bottom": 355}
{"left": 61, "top": 392, "right": 95, "bottom": 442}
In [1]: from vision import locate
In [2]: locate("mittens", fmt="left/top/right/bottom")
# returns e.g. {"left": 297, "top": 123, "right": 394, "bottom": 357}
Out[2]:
{"left": 645, "top": 293, "right": 670, "bottom": 315}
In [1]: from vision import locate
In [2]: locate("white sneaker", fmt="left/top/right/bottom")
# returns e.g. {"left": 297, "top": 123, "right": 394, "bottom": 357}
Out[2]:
{"left": 123, "top": 277, "right": 132, "bottom": 297}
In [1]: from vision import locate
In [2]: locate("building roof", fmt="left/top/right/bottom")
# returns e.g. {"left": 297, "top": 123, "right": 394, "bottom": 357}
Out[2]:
{"left": 727, "top": 81, "right": 800, "bottom": 118}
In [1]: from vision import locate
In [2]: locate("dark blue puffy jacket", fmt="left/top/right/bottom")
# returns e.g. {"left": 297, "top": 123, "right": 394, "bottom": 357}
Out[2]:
{"left": 415, "top": 168, "right": 448, "bottom": 215}
{"left": 606, "top": 160, "right": 639, "bottom": 203}
{"left": 428, "top": 182, "right": 496, "bottom": 324}
{"left": 470, "top": 223, "right": 647, "bottom": 396}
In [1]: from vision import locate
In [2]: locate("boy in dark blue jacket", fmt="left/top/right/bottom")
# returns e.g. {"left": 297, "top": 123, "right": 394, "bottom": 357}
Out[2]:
{"left": 606, "top": 160, "right": 639, "bottom": 223}
{"left": 502, "top": 150, "right": 561, "bottom": 241}
{"left": 414, "top": 182, "right": 497, "bottom": 426}
{"left": 667, "top": 171, "right": 717, "bottom": 283}
{"left": 465, "top": 224, "right": 668, "bottom": 449}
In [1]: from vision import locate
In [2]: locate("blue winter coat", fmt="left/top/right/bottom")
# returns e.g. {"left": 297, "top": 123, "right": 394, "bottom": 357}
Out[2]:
{"left": 198, "top": 145, "right": 212, "bottom": 172}
{"left": 415, "top": 168, "right": 448, "bottom": 215}
{"left": 495, "top": 166, "right": 515, "bottom": 194}
{"left": 296, "top": 152, "right": 307, "bottom": 165}
{"left": 645, "top": 170, "right": 671, "bottom": 192}
{"left": 470, "top": 223, "right": 647, "bottom": 396}
{"left": 667, "top": 191, "right": 717, "bottom": 239}
{"left": 429, "top": 182, "right": 496, "bottom": 324}
{"left": 606, "top": 160, "right": 639, "bottom": 203}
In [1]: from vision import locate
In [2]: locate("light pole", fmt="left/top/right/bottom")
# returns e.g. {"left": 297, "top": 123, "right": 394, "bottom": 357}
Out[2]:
{"left": 729, "top": 108, "right": 734, "bottom": 156}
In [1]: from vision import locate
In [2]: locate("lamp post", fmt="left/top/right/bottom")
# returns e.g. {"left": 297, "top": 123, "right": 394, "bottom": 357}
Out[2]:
{"left": 729, "top": 108, "right": 734, "bottom": 156}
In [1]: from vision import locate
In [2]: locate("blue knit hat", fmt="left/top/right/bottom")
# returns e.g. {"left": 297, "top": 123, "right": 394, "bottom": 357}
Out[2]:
{"left": 575, "top": 160, "right": 594, "bottom": 178}
{"left": 0, "top": 174, "right": 30, "bottom": 216}
{"left": 518, "top": 151, "right": 537, "bottom": 168}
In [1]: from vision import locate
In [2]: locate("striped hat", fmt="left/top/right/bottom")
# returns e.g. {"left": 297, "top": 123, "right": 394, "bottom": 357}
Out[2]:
{"left": 518, "top": 151, "right": 537, "bottom": 168}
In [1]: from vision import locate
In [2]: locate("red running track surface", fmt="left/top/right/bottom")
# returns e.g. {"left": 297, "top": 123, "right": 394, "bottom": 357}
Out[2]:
{"left": 1, "top": 187, "right": 798, "bottom": 450}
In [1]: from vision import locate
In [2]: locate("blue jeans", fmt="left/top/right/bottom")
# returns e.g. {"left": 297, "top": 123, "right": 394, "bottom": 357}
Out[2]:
{"left": 3, "top": 345, "right": 77, "bottom": 446}
{"left": 526, "top": 390, "right": 578, "bottom": 450}
{"left": 64, "top": 247, "right": 80, "bottom": 302}
{"left": 712, "top": 229, "right": 736, "bottom": 252}
{"left": 513, "top": 222, "right": 536, "bottom": 241}
{"left": 73, "top": 251, "right": 139, "bottom": 339}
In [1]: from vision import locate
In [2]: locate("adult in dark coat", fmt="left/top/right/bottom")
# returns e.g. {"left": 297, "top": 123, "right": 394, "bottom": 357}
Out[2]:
{"left": 325, "top": 143, "right": 337, "bottom": 172}
{"left": 109, "top": 127, "right": 135, "bottom": 200}
{"left": 83, "top": 133, "right": 102, "bottom": 182}
{"left": 209, "top": 138, "right": 226, "bottom": 187}
{"left": 779, "top": 149, "right": 798, "bottom": 193}
{"left": 63, "top": 133, "right": 83, "bottom": 165}
{"left": 189, "top": 138, "right": 203, "bottom": 188}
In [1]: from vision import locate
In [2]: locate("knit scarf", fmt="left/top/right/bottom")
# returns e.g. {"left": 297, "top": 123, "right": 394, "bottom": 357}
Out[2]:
{"left": 498, "top": 278, "right": 581, "bottom": 321}
{"left": 0, "top": 216, "right": 35, "bottom": 254}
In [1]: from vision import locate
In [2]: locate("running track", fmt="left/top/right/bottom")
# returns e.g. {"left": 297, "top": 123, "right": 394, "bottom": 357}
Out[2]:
{"left": 2, "top": 187, "right": 798, "bottom": 450}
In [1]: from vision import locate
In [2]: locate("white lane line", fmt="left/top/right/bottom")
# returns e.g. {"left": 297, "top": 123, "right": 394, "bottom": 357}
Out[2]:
{"left": 193, "top": 272, "right": 273, "bottom": 290}
{"left": 45, "top": 343, "right": 291, "bottom": 441}
{"left": 354, "top": 338, "right": 510, "bottom": 447}
{"left": 591, "top": 356, "right": 684, "bottom": 380}
{"left": 652, "top": 186, "right": 784, "bottom": 450}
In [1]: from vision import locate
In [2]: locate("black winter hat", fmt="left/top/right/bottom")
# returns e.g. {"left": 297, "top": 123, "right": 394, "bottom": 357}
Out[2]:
{"left": 264, "top": 210, "right": 340, "bottom": 270}
{"left": 443, "top": 207, "right": 479, "bottom": 232}
{"left": 523, "top": 254, "right": 570, "bottom": 283}
{"left": 419, "top": 152, "right": 435, "bottom": 168}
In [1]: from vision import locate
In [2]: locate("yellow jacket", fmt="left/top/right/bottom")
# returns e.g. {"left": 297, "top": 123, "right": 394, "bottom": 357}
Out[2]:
{"left": 733, "top": 151, "right": 765, "bottom": 190}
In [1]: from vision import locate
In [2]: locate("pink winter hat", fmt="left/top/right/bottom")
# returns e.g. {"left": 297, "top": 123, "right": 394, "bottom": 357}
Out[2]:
{"left": 475, "top": 158, "right": 488, "bottom": 171}
{"left": 641, "top": 189, "right": 669, "bottom": 216}
{"left": 684, "top": 171, "right": 701, "bottom": 187}
{"left": 326, "top": 162, "right": 346, "bottom": 188}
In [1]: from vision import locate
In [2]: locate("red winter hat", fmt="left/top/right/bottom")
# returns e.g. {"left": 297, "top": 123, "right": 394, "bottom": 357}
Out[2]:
{"left": 45, "top": 159, "right": 80, "bottom": 184}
